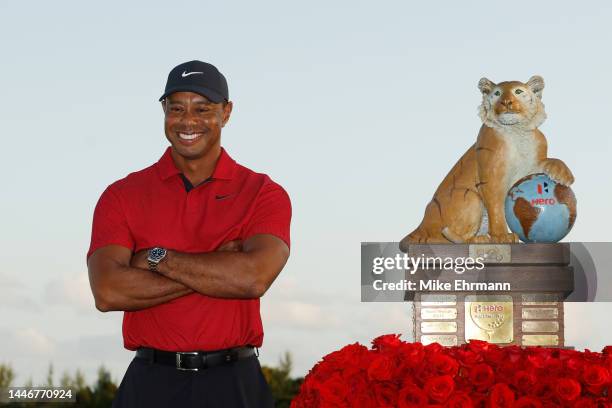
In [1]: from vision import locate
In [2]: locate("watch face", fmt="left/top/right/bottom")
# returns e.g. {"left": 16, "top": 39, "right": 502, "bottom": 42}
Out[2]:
{"left": 148, "top": 247, "right": 167, "bottom": 263}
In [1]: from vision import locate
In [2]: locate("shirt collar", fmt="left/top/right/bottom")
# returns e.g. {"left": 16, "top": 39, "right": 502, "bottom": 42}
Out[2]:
{"left": 156, "top": 147, "right": 236, "bottom": 181}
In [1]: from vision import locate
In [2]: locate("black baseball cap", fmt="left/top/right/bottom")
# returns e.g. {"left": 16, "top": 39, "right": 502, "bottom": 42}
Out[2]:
{"left": 159, "top": 60, "right": 229, "bottom": 103}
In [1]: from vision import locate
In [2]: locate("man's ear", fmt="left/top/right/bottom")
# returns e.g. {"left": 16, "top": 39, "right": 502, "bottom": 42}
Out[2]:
{"left": 222, "top": 101, "right": 233, "bottom": 127}
{"left": 161, "top": 99, "right": 167, "bottom": 113}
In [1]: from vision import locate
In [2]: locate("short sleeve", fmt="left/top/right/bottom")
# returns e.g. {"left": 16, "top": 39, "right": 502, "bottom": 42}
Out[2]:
{"left": 86, "top": 185, "right": 135, "bottom": 259}
{"left": 243, "top": 181, "right": 292, "bottom": 248}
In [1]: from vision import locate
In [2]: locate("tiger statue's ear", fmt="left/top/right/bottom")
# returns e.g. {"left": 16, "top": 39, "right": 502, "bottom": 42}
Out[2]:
{"left": 478, "top": 77, "right": 496, "bottom": 95}
{"left": 526, "top": 75, "right": 545, "bottom": 99}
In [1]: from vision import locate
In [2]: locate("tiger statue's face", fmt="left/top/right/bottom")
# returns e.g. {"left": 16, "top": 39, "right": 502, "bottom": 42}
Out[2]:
{"left": 478, "top": 76, "right": 546, "bottom": 131}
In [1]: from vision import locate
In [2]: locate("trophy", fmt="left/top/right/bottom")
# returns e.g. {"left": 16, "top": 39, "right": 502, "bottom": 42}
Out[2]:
{"left": 400, "top": 76, "right": 576, "bottom": 347}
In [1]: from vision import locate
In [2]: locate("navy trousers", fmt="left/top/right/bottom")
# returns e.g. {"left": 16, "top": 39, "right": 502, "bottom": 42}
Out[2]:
{"left": 111, "top": 354, "right": 275, "bottom": 407}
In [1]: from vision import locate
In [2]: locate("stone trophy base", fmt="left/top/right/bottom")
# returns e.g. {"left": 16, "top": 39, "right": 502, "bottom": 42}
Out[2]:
{"left": 403, "top": 244, "right": 573, "bottom": 347}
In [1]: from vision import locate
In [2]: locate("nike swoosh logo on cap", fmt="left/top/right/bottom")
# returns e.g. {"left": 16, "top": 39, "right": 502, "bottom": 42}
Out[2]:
{"left": 182, "top": 71, "right": 204, "bottom": 77}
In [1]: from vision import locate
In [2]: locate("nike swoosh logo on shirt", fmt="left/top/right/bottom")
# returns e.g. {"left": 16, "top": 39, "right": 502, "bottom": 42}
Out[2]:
{"left": 182, "top": 71, "right": 204, "bottom": 77}
{"left": 215, "top": 194, "right": 234, "bottom": 200}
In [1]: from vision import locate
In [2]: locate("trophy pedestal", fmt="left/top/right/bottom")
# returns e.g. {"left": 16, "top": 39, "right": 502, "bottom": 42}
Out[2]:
{"left": 405, "top": 244, "right": 573, "bottom": 347}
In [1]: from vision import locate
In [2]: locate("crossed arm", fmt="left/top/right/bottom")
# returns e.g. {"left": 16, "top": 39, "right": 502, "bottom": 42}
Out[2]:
{"left": 87, "top": 234, "right": 289, "bottom": 312}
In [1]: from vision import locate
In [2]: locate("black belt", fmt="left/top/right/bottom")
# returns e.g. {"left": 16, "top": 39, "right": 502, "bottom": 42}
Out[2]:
{"left": 135, "top": 346, "right": 257, "bottom": 372}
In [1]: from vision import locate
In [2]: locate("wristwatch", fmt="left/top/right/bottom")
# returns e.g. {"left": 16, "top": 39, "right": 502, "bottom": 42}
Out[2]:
{"left": 147, "top": 247, "right": 167, "bottom": 272}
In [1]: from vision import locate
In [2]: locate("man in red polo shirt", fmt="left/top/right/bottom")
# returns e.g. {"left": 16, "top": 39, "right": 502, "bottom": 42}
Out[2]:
{"left": 87, "top": 60, "right": 291, "bottom": 407}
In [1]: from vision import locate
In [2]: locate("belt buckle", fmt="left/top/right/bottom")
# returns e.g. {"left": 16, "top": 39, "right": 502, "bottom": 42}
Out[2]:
{"left": 176, "top": 351, "right": 200, "bottom": 371}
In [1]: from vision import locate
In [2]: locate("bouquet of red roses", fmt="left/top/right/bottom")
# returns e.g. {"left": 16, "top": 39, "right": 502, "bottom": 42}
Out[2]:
{"left": 291, "top": 335, "right": 612, "bottom": 407}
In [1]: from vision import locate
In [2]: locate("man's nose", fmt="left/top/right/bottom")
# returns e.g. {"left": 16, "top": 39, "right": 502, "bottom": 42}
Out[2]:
{"left": 180, "top": 112, "right": 198, "bottom": 126}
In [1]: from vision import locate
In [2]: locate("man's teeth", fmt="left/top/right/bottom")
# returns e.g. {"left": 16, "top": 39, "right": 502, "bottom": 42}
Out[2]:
{"left": 179, "top": 133, "right": 200, "bottom": 140}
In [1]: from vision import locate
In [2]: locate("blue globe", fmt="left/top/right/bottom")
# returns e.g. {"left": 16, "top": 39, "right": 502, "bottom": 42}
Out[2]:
{"left": 504, "top": 173, "right": 577, "bottom": 243}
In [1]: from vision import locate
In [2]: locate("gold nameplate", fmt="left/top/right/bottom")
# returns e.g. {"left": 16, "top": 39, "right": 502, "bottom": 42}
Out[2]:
{"left": 522, "top": 321, "right": 559, "bottom": 333}
{"left": 421, "top": 294, "right": 457, "bottom": 306}
{"left": 421, "top": 335, "right": 457, "bottom": 346}
{"left": 421, "top": 308, "right": 457, "bottom": 320}
{"left": 521, "top": 294, "right": 559, "bottom": 305}
{"left": 522, "top": 308, "right": 558, "bottom": 319}
{"left": 522, "top": 335, "right": 559, "bottom": 346}
{"left": 421, "top": 321, "right": 457, "bottom": 333}
{"left": 465, "top": 295, "right": 513, "bottom": 343}
{"left": 468, "top": 244, "right": 511, "bottom": 263}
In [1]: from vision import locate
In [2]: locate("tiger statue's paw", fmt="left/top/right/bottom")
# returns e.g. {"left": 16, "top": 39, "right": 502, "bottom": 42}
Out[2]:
{"left": 489, "top": 232, "right": 519, "bottom": 243}
{"left": 466, "top": 235, "right": 492, "bottom": 244}
{"left": 541, "top": 158, "right": 574, "bottom": 186}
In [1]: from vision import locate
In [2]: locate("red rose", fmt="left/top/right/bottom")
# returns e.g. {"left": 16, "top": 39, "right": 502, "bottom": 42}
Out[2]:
{"left": 467, "top": 339, "right": 492, "bottom": 353}
{"left": 367, "top": 355, "right": 394, "bottom": 382}
{"left": 531, "top": 381, "right": 554, "bottom": 400}
{"left": 317, "top": 372, "right": 349, "bottom": 406}
{"left": 290, "top": 388, "right": 320, "bottom": 408}
{"left": 514, "top": 396, "right": 543, "bottom": 408}
{"left": 446, "top": 391, "right": 474, "bottom": 408}
{"left": 431, "top": 353, "right": 459, "bottom": 377}
{"left": 583, "top": 365, "right": 610, "bottom": 388}
{"left": 424, "top": 375, "right": 455, "bottom": 403}
{"left": 469, "top": 363, "right": 495, "bottom": 390}
{"left": 527, "top": 348, "right": 552, "bottom": 369}
{"left": 425, "top": 342, "right": 444, "bottom": 354}
{"left": 454, "top": 349, "right": 481, "bottom": 367}
{"left": 513, "top": 370, "right": 537, "bottom": 393}
{"left": 372, "top": 381, "right": 398, "bottom": 408}
{"left": 399, "top": 342, "right": 425, "bottom": 371}
{"left": 372, "top": 334, "right": 402, "bottom": 351}
{"left": 292, "top": 336, "right": 612, "bottom": 408}
{"left": 484, "top": 347, "right": 505, "bottom": 366}
{"left": 489, "top": 383, "right": 515, "bottom": 408}
{"left": 566, "top": 357, "right": 585, "bottom": 378}
{"left": 555, "top": 377, "right": 581, "bottom": 402}
{"left": 397, "top": 384, "right": 428, "bottom": 408}
{"left": 574, "top": 397, "right": 597, "bottom": 408}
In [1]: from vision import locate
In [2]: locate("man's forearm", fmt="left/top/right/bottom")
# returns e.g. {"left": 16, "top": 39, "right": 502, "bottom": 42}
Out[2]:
{"left": 158, "top": 251, "right": 262, "bottom": 299}
{"left": 94, "top": 264, "right": 194, "bottom": 312}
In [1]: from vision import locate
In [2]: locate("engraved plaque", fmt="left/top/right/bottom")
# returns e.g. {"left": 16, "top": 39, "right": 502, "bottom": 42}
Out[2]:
{"left": 465, "top": 295, "right": 513, "bottom": 343}
{"left": 421, "top": 335, "right": 458, "bottom": 346}
{"left": 421, "top": 294, "right": 457, "bottom": 306}
{"left": 468, "top": 244, "right": 511, "bottom": 263}
{"left": 421, "top": 308, "right": 457, "bottom": 320}
{"left": 522, "top": 335, "right": 559, "bottom": 346}
{"left": 522, "top": 308, "right": 558, "bottom": 319}
{"left": 521, "top": 293, "right": 559, "bottom": 305}
{"left": 421, "top": 321, "right": 458, "bottom": 333}
{"left": 522, "top": 321, "right": 559, "bottom": 333}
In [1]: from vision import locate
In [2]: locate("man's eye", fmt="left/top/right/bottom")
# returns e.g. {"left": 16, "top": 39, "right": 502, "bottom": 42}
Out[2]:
{"left": 494, "top": 91, "right": 501, "bottom": 96}
{"left": 515, "top": 89, "right": 523, "bottom": 95}
{"left": 198, "top": 108, "right": 210, "bottom": 113}
{"left": 170, "top": 107, "right": 182, "bottom": 112}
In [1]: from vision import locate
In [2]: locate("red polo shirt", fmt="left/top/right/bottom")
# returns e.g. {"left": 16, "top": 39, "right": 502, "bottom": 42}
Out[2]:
{"left": 87, "top": 147, "right": 291, "bottom": 352}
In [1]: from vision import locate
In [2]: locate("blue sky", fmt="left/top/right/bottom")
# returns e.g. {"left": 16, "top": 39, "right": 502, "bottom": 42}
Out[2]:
{"left": 1, "top": 0, "right": 611, "bottom": 385}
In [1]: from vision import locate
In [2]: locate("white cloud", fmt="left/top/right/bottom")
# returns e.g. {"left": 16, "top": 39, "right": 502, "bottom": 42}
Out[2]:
{"left": 43, "top": 273, "right": 94, "bottom": 311}
{"left": 15, "top": 327, "right": 55, "bottom": 355}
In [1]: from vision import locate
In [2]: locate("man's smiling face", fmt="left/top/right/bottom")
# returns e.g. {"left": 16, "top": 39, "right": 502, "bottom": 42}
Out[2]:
{"left": 162, "top": 91, "right": 233, "bottom": 160}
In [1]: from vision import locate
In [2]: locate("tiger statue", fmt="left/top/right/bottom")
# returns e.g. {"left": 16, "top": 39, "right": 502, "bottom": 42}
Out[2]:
{"left": 400, "top": 75, "right": 574, "bottom": 248}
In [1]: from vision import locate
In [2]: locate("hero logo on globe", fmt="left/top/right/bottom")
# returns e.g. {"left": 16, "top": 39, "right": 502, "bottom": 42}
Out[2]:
{"left": 531, "top": 182, "right": 556, "bottom": 206}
